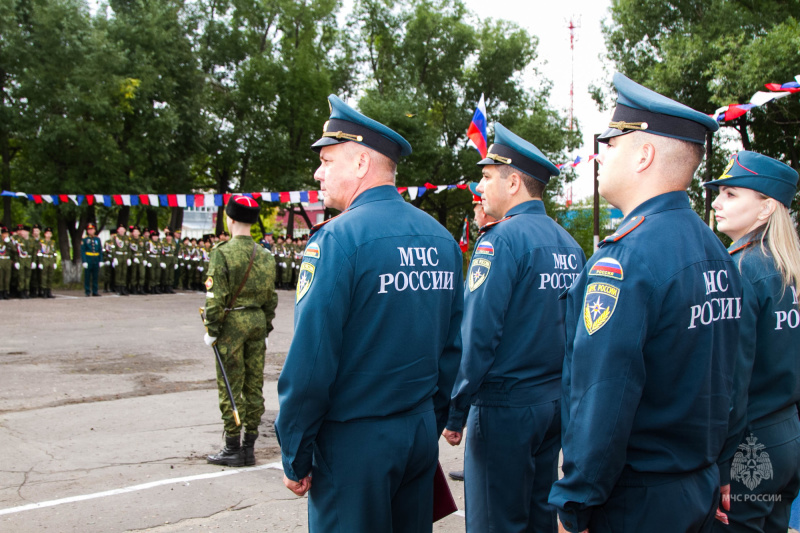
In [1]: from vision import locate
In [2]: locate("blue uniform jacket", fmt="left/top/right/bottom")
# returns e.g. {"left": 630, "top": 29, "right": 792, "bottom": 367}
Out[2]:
{"left": 81, "top": 237, "right": 103, "bottom": 264}
{"left": 549, "top": 192, "right": 742, "bottom": 532}
{"left": 275, "top": 185, "right": 464, "bottom": 481}
{"left": 718, "top": 237, "right": 800, "bottom": 483}
{"left": 446, "top": 200, "right": 586, "bottom": 430}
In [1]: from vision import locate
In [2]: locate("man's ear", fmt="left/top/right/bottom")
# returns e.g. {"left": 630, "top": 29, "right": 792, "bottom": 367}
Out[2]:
{"left": 354, "top": 149, "right": 370, "bottom": 180}
{"left": 635, "top": 142, "right": 656, "bottom": 174}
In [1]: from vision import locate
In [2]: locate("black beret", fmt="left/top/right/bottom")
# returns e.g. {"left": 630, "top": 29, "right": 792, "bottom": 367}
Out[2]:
{"left": 225, "top": 195, "right": 260, "bottom": 224}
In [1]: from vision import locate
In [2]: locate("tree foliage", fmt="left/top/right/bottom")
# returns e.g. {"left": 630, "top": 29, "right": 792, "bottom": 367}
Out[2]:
{"left": 1, "top": 0, "right": 580, "bottom": 257}
{"left": 603, "top": 0, "right": 800, "bottom": 220}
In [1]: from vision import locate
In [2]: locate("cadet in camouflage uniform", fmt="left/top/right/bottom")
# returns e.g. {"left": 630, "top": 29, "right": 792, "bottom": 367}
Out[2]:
{"left": 128, "top": 226, "right": 145, "bottom": 294}
{"left": 37, "top": 227, "right": 58, "bottom": 298}
{"left": 145, "top": 230, "right": 162, "bottom": 294}
{"left": 102, "top": 233, "right": 114, "bottom": 292}
{"left": 282, "top": 237, "right": 295, "bottom": 288}
{"left": 13, "top": 225, "right": 35, "bottom": 299}
{"left": 111, "top": 225, "right": 131, "bottom": 295}
{"left": 198, "top": 236, "right": 211, "bottom": 285}
{"left": 204, "top": 195, "right": 277, "bottom": 467}
{"left": 172, "top": 229, "right": 182, "bottom": 290}
{"left": 160, "top": 230, "right": 176, "bottom": 294}
{"left": 178, "top": 237, "right": 190, "bottom": 290}
{"left": 184, "top": 238, "right": 201, "bottom": 291}
{"left": 29, "top": 224, "right": 42, "bottom": 297}
{"left": 0, "top": 226, "right": 11, "bottom": 299}
{"left": 273, "top": 236, "right": 285, "bottom": 288}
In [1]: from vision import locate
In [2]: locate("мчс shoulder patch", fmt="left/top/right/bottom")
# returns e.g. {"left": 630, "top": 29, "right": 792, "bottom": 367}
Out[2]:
{"left": 296, "top": 262, "right": 315, "bottom": 303}
{"left": 583, "top": 282, "right": 619, "bottom": 335}
{"left": 468, "top": 258, "right": 491, "bottom": 292}
{"left": 589, "top": 257, "right": 624, "bottom": 281}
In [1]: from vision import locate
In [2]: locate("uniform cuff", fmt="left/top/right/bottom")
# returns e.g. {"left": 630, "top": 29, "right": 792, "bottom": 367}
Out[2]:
{"left": 445, "top": 406, "right": 467, "bottom": 432}
{"left": 281, "top": 453, "right": 310, "bottom": 483}
{"left": 557, "top": 508, "right": 590, "bottom": 533}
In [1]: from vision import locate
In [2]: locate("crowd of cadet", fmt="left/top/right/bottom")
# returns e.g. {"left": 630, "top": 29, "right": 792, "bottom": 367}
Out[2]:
{"left": 1, "top": 213, "right": 315, "bottom": 299}
{"left": 0, "top": 223, "right": 59, "bottom": 299}
{"left": 76, "top": 222, "right": 308, "bottom": 298}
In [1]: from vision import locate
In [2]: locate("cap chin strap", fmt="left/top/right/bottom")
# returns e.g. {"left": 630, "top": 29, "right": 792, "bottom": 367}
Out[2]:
{"left": 608, "top": 120, "right": 649, "bottom": 132}
{"left": 322, "top": 131, "right": 363, "bottom": 142}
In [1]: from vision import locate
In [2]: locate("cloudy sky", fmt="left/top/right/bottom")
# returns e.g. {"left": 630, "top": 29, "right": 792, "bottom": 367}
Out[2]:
{"left": 462, "top": 0, "right": 614, "bottom": 201}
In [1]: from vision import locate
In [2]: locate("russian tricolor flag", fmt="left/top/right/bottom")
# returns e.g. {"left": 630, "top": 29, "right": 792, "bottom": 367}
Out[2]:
{"left": 467, "top": 94, "right": 488, "bottom": 158}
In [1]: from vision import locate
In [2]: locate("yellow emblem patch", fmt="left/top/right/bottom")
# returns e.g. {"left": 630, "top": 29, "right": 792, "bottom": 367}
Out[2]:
{"left": 296, "top": 262, "right": 315, "bottom": 303}
{"left": 583, "top": 282, "right": 619, "bottom": 335}
{"left": 205, "top": 276, "right": 213, "bottom": 290}
{"left": 719, "top": 158, "right": 735, "bottom": 180}
{"left": 468, "top": 258, "right": 492, "bottom": 292}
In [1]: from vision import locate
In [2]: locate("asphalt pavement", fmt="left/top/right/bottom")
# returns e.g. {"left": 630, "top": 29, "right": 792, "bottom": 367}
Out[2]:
{"left": 0, "top": 289, "right": 467, "bottom": 532}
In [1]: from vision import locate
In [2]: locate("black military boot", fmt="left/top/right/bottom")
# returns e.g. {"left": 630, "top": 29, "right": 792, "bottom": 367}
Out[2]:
{"left": 1, "top": 291, "right": 6, "bottom": 300}
{"left": 207, "top": 435, "right": 244, "bottom": 467}
{"left": 121, "top": 286, "right": 129, "bottom": 296}
{"left": 166, "top": 286, "right": 175, "bottom": 294}
{"left": 153, "top": 285, "right": 161, "bottom": 294}
{"left": 21, "top": 290, "right": 29, "bottom": 299}
{"left": 242, "top": 432, "right": 258, "bottom": 466}
{"left": 47, "top": 289, "right": 55, "bottom": 299}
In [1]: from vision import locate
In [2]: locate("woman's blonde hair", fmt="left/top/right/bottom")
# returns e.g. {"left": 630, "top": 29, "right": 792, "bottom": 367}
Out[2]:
{"left": 757, "top": 200, "right": 800, "bottom": 307}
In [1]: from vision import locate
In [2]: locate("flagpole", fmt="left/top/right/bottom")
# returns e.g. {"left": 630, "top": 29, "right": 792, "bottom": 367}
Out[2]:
{"left": 593, "top": 134, "right": 600, "bottom": 252}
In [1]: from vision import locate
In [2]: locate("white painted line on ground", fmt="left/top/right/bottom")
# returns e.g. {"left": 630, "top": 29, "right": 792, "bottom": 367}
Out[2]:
{"left": 0, "top": 460, "right": 466, "bottom": 519}
{"left": 54, "top": 294, "right": 81, "bottom": 299}
{"left": 0, "top": 462, "right": 284, "bottom": 516}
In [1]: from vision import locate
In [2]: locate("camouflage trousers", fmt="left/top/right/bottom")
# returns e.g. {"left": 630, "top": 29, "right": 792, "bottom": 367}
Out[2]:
{"left": 161, "top": 256, "right": 175, "bottom": 287}
{"left": 214, "top": 309, "right": 267, "bottom": 435}
{"left": 0, "top": 258, "right": 11, "bottom": 291}
{"left": 130, "top": 257, "right": 145, "bottom": 287}
{"left": 16, "top": 257, "right": 32, "bottom": 291}
{"left": 113, "top": 253, "right": 128, "bottom": 286}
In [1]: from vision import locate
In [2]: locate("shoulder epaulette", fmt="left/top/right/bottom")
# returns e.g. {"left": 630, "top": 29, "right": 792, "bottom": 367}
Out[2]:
{"left": 729, "top": 241, "right": 754, "bottom": 256}
{"left": 478, "top": 215, "right": 512, "bottom": 234}
{"left": 599, "top": 215, "right": 645, "bottom": 246}
{"left": 212, "top": 241, "right": 226, "bottom": 250}
{"left": 309, "top": 211, "right": 345, "bottom": 237}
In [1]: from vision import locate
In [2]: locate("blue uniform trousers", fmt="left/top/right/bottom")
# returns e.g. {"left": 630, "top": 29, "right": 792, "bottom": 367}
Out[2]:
{"left": 587, "top": 465, "right": 719, "bottom": 532}
{"left": 465, "top": 398, "right": 560, "bottom": 532}
{"left": 308, "top": 403, "right": 438, "bottom": 533}
{"left": 712, "top": 410, "right": 800, "bottom": 533}
{"left": 84, "top": 263, "right": 100, "bottom": 295}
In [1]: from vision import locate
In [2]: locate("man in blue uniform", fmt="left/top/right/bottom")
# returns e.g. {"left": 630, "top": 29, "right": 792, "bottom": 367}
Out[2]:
{"left": 276, "top": 95, "right": 464, "bottom": 532}
{"left": 549, "top": 73, "right": 743, "bottom": 533}
{"left": 448, "top": 182, "right": 497, "bottom": 484}
{"left": 81, "top": 223, "right": 103, "bottom": 297}
{"left": 443, "top": 124, "right": 585, "bottom": 532}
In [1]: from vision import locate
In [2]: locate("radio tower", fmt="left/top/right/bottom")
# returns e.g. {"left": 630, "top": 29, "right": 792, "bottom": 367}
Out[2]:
{"left": 568, "top": 18, "right": 579, "bottom": 131}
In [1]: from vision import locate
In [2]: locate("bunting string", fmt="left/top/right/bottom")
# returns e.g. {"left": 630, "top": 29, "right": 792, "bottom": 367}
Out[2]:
{"left": 711, "top": 76, "right": 800, "bottom": 123}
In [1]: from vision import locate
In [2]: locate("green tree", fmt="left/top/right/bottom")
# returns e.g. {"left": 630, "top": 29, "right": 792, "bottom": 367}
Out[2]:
{"left": 193, "top": 0, "right": 352, "bottom": 234}
{"left": 349, "top": 0, "right": 580, "bottom": 237}
{"left": 603, "top": 0, "right": 800, "bottom": 221}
